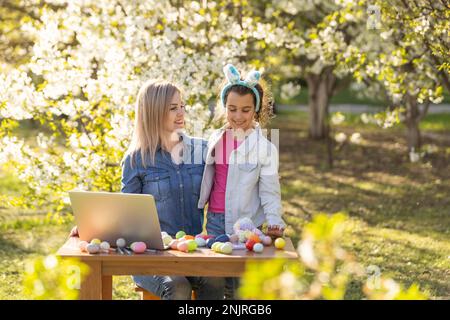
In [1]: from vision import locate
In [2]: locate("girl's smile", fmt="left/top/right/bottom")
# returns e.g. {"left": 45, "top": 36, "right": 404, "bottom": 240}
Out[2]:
{"left": 226, "top": 91, "right": 256, "bottom": 132}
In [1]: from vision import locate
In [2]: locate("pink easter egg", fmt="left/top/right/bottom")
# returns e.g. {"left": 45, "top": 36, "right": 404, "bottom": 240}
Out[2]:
{"left": 195, "top": 234, "right": 208, "bottom": 240}
{"left": 169, "top": 239, "right": 179, "bottom": 250}
{"left": 132, "top": 242, "right": 147, "bottom": 254}
{"left": 262, "top": 236, "right": 272, "bottom": 246}
{"left": 177, "top": 241, "right": 189, "bottom": 252}
{"left": 79, "top": 241, "right": 89, "bottom": 252}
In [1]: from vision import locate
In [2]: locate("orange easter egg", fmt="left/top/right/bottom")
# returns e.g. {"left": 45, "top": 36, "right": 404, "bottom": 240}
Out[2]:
{"left": 248, "top": 234, "right": 261, "bottom": 243}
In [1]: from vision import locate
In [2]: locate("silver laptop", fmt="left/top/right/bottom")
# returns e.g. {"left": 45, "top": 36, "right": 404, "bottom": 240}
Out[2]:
{"left": 69, "top": 191, "right": 166, "bottom": 250}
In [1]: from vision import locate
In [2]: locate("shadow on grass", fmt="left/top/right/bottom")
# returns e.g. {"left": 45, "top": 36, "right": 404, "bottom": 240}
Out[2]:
{"left": 273, "top": 114, "right": 450, "bottom": 240}
{"left": 0, "top": 234, "right": 33, "bottom": 257}
{"left": 270, "top": 112, "right": 450, "bottom": 298}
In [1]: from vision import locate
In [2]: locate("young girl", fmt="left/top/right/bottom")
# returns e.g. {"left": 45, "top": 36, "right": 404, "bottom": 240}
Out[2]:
{"left": 197, "top": 64, "right": 286, "bottom": 298}
{"left": 198, "top": 64, "right": 285, "bottom": 237}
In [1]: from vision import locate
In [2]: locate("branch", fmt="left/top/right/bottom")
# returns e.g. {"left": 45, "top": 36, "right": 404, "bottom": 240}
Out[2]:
{"left": 1, "top": 0, "right": 42, "bottom": 22}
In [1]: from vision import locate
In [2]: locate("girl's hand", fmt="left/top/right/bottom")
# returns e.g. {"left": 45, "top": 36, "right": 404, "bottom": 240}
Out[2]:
{"left": 69, "top": 225, "right": 79, "bottom": 238}
{"left": 267, "top": 225, "right": 284, "bottom": 238}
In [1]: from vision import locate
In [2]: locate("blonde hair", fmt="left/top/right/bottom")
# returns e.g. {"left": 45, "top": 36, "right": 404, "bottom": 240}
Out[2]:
{"left": 126, "top": 79, "right": 181, "bottom": 168}
{"left": 213, "top": 77, "right": 274, "bottom": 128}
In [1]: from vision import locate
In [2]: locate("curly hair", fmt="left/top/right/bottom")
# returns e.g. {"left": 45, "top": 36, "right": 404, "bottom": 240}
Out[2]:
{"left": 214, "top": 76, "right": 275, "bottom": 128}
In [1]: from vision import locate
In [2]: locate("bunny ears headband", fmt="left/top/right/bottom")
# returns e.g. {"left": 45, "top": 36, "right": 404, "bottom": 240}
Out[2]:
{"left": 220, "top": 64, "right": 262, "bottom": 112}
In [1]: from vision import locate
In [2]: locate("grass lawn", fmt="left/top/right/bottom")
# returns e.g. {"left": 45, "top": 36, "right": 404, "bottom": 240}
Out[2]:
{"left": 0, "top": 111, "right": 449, "bottom": 299}
{"left": 272, "top": 110, "right": 450, "bottom": 299}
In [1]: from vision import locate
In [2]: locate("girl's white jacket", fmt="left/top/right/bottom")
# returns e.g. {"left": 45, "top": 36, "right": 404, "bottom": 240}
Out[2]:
{"left": 198, "top": 124, "right": 286, "bottom": 234}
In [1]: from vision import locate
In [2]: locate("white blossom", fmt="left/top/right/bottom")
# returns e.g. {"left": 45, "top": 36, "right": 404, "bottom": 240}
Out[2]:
{"left": 335, "top": 132, "right": 347, "bottom": 143}
{"left": 280, "top": 82, "right": 301, "bottom": 101}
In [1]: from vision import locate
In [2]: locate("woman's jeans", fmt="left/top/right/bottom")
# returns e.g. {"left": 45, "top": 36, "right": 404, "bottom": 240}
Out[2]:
{"left": 206, "top": 211, "right": 239, "bottom": 300}
{"left": 133, "top": 275, "right": 225, "bottom": 300}
{"left": 133, "top": 211, "right": 226, "bottom": 300}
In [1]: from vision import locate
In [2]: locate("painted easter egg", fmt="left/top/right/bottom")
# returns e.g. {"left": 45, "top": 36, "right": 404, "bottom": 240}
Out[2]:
{"left": 253, "top": 243, "right": 264, "bottom": 253}
{"left": 100, "top": 241, "right": 110, "bottom": 251}
{"left": 245, "top": 240, "right": 256, "bottom": 251}
{"left": 176, "top": 231, "right": 186, "bottom": 239}
{"left": 177, "top": 241, "right": 189, "bottom": 252}
{"left": 196, "top": 234, "right": 214, "bottom": 240}
{"left": 211, "top": 242, "right": 222, "bottom": 252}
{"left": 162, "top": 235, "right": 173, "bottom": 246}
{"left": 262, "top": 236, "right": 272, "bottom": 246}
{"left": 248, "top": 234, "right": 261, "bottom": 243}
{"left": 161, "top": 231, "right": 169, "bottom": 237}
{"left": 131, "top": 242, "right": 146, "bottom": 253}
{"left": 220, "top": 242, "right": 233, "bottom": 254}
{"left": 274, "top": 238, "right": 286, "bottom": 250}
{"left": 215, "top": 234, "right": 230, "bottom": 243}
{"left": 90, "top": 238, "right": 101, "bottom": 245}
{"left": 206, "top": 237, "right": 216, "bottom": 248}
{"left": 86, "top": 243, "right": 100, "bottom": 254}
{"left": 116, "top": 238, "right": 126, "bottom": 248}
{"left": 79, "top": 241, "right": 89, "bottom": 252}
{"left": 195, "top": 237, "right": 206, "bottom": 247}
{"left": 186, "top": 240, "right": 198, "bottom": 252}
{"left": 169, "top": 239, "right": 179, "bottom": 250}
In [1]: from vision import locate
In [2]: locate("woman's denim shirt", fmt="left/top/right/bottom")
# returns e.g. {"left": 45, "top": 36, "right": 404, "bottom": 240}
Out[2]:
{"left": 121, "top": 134, "right": 207, "bottom": 237}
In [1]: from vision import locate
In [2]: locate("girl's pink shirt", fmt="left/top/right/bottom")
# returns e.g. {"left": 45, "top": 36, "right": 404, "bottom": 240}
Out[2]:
{"left": 208, "top": 130, "right": 243, "bottom": 213}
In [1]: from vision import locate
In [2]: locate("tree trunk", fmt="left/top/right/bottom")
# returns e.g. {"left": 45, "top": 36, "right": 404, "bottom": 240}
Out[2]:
{"left": 404, "top": 94, "right": 429, "bottom": 153}
{"left": 406, "top": 120, "right": 421, "bottom": 152}
{"left": 306, "top": 67, "right": 336, "bottom": 139}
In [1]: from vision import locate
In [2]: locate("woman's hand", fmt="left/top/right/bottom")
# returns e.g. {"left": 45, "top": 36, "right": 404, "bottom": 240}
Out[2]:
{"left": 267, "top": 225, "right": 284, "bottom": 238}
{"left": 69, "top": 225, "right": 79, "bottom": 238}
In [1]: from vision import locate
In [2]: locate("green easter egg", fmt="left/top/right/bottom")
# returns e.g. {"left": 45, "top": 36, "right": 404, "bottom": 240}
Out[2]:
{"left": 186, "top": 240, "right": 198, "bottom": 252}
{"left": 176, "top": 231, "right": 186, "bottom": 239}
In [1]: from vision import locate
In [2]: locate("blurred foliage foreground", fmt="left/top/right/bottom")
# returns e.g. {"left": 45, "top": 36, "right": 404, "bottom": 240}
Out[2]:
{"left": 239, "top": 213, "right": 427, "bottom": 300}
{"left": 23, "top": 254, "right": 88, "bottom": 300}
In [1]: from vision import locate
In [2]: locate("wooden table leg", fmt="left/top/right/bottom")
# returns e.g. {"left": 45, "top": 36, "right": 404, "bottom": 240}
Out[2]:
{"left": 79, "top": 261, "right": 102, "bottom": 300}
{"left": 102, "top": 276, "right": 113, "bottom": 300}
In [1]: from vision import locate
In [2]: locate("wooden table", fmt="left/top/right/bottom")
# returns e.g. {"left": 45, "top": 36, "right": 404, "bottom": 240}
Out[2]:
{"left": 57, "top": 237, "right": 299, "bottom": 300}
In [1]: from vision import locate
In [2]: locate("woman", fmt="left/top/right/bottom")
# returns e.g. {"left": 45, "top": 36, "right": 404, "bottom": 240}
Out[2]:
{"left": 72, "top": 79, "right": 225, "bottom": 300}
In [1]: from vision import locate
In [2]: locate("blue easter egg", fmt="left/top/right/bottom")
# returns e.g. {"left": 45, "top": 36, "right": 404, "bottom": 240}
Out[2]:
{"left": 206, "top": 237, "right": 217, "bottom": 248}
{"left": 215, "top": 234, "right": 230, "bottom": 243}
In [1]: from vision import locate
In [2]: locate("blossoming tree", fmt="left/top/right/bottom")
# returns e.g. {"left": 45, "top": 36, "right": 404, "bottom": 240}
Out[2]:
{"left": 0, "top": 0, "right": 294, "bottom": 214}
{"left": 253, "top": 0, "right": 356, "bottom": 139}
{"left": 318, "top": 0, "right": 449, "bottom": 153}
